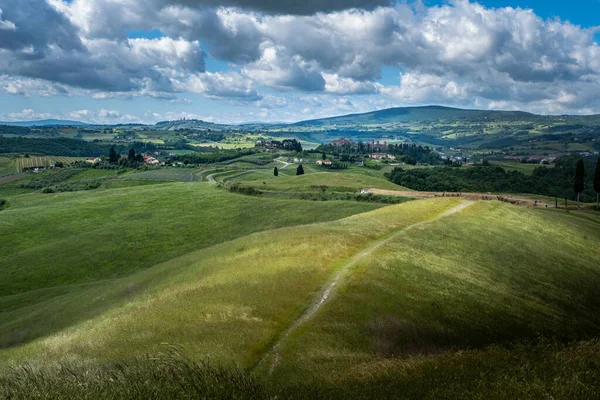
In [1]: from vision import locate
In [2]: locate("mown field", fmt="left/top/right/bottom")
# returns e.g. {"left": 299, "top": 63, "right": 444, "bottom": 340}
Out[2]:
{"left": 1, "top": 187, "right": 600, "bottom": 399}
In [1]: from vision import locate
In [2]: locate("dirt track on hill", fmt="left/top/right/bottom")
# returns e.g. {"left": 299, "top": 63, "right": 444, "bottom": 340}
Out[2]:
{"left": 367, "top": 188, "right": 552, "bottom": 208}
{"left": 256, "top": 200, "right": 475, "bottom": 374}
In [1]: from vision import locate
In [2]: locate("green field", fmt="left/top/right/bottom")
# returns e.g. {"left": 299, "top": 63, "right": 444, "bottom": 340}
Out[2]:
{"left": 0, "top": 156, "right": 16, "bottom": 177}
{"left": 489, "top": 160, "right": 541, "bottom": 175}
{"left": 1, "top": 162, "right": 600, "bottom": 398}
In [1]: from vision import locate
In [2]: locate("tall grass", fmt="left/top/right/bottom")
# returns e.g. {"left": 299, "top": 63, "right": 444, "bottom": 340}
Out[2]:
{"left": 1, "top": 346, "right": 268, "bottom": 400}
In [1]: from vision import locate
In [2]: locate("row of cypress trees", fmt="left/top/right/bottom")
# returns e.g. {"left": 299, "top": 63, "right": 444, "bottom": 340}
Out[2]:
{"left": 273, "top": 165, "right": 304, "bottom": 176}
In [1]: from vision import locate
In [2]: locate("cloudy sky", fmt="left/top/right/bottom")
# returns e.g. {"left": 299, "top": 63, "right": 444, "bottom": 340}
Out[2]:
{"left": 1, "top": 0, "right": 599, "bottom": 124}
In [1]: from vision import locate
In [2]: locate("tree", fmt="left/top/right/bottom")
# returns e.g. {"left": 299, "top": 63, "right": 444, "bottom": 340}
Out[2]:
{"left": 594, "top": 157, "right": 600, "bottom": 210}
{"left": 108, "top": 146, "right": 119, "bottom": 163}
{"left": 574, "top": 158, "right": 585, "bottom": 207}
{"left": 296, "top": 164, "right": 304, "bottom": 175}
{"left": 273, "top": 166, "right": 279, "bottom": 177}
{"left": 128, "top": 148, "right": 136, "bottom": 161}
{"left": 322, "top": 153, "right": 327, "bottom": 160}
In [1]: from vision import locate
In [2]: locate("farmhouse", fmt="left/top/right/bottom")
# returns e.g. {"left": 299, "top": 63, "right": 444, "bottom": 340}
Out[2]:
{"left": 370, "top": 153, "right": 395, "bottom": 160}
{"left": 316, "top": 159, "right": 333, "bottom": 166}
{"left": 143, "top": 155, "right": 160, "bottom": 165}
{"left": 85, "top": 157, "right": 102, "bottom": 164}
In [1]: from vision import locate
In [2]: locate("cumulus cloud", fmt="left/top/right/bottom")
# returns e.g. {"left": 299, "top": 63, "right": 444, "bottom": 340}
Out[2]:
{"left": 3, "top": 0, "right": 600, "bottom": 117}
{"left": 0, "top": 8, "right": 16, "bottom": 31}
{"left": 163, "top": 0, "right": 392, "bottom": 15}
{"left": 3, "top": 109, "right": 51, "bottom": 121}
{"left": 176, "top": 71, "right": 262, "bottom": 100}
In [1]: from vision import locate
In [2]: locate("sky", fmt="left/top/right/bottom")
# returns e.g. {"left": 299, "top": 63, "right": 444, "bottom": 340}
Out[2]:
{"left": 0, "top": 0, "right": 599, "bottom": 124}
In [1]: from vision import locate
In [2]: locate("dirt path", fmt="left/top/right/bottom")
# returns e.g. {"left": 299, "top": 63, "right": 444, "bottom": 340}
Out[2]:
{"left": 205, "top": 172, "right": 218, "bottom": 183}
{"left": 275, "top": 158, "right": 291, "bottom": 169}
{"left": 368, "top": 188, "right": 551, "bottom": 208}
{"left": 256, "top": 200, "right": 475, "bottom": 374}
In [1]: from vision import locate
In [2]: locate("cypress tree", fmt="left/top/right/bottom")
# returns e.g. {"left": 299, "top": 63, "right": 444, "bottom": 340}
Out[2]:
{"left": 574, "top": 159, "right": 585, "bottom": 207}
{"left": 296, "top": 164, "right": 304, "bottom": 176}
{"left": 273, "top": 166, "right": 279, "bottom": 177}
{"left": 128, "top": 148, "right": 136, "bottom": 161}
{"left": 594, "top": 157, "right": 600, "bottom": 210}
{"left": 108, "top": 146, "right": 119, "bottom": 164}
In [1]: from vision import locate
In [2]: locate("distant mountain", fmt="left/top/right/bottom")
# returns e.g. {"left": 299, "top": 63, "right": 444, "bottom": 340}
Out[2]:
{"left": 291, "top": 106, "right": 537, "bottom": 126}
{"left": 0, "top": 119, "right": 88, "bottom": 127}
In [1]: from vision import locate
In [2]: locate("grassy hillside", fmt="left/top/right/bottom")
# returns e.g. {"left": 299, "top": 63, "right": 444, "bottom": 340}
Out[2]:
{"left": 1, "top": 198, "right": 459, "bottom": 364}
{"left": 0, "top": 182, "right": 382, "bottom": 349}
{"left": 242, "top": 171, "right": 404, "bottom": 191}
{"left": 2, "top": 189, "right": 600, "bottom": 398}
{"left": 270, "top": 201, "right": 600, "bottom": 395}
{"left": 292, "top": 106, "right": 536, "bottom": 126}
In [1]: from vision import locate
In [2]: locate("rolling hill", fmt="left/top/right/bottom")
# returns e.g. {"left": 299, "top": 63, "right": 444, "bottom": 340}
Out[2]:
{"left": 290, "top": 105, "right": 537, "bottom": 126}
{"left": 1, "top": 182, "right": 600, "bottom": 398}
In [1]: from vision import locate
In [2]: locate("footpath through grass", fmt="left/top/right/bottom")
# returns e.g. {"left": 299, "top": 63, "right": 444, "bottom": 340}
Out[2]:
{"left": 271, "top": 201, "right": 600, "bottom": 394}
{"left": 2, "top": 199, "right": 600, "bottom": 398}
{"left": 0, "top": 198, "right": 460, "bottom": 366}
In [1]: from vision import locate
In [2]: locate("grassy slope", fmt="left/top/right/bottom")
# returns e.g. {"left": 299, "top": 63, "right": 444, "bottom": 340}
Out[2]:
{"left": 489, "top": 161, "right": 540, "bottom": 175}
{"left": 0, "top": 183, "right": 382, "bottom": 348}
{"left": 272, "top": 201, "right": 600, "bottom": 396}
{"left": 0, "top": 156, "right": 15, "bottom": 177}
{"left": 2, "top": 195, "right": 600, "bottom": 398}
{"left": 240, "top": 170, "right": 405, "bottom": 191}
{"left": 0, "top": 198, "right": 460, "bottom": 366}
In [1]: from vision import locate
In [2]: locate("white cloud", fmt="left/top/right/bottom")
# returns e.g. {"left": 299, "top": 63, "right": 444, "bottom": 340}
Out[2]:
{"left": 4, "top": 109, "right": 51, "bottom": 121}
{"left": 0, "top": 8, "right": 16, "bottom": 31}
{"left": 1, "top": 0, "right": 600, "bottom": 118}
{"left": 176, "top": 71, "right": 261, "bottom": 100}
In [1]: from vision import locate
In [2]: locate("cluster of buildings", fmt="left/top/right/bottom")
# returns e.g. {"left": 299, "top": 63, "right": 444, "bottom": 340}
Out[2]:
{"left": 84, "top": 154, "right": 160, "bottom": 165}
{"left": 329, "top": 137, "right": 354, "bottom": 147}
{"left": 369, "top": 153, "right": 395, "bottom": 160}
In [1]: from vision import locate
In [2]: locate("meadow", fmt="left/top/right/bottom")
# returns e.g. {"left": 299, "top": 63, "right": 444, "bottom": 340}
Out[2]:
{"left": 0, "top": 182, "right": 382, "bottom": 349}
{"left": 1, "top": 157, "right": 600, "bottom": 398}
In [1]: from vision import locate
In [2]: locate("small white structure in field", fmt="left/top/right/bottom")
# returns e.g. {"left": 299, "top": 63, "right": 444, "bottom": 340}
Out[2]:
{"left": 360, "top": 189, "right": 371, "bottom": 194}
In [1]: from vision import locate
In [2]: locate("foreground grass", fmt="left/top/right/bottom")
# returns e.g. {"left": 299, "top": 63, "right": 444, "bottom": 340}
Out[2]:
{"left": 2, "top": 340, "right": 599, "bottom": 399}
{"left": 2, "top": 198, "right": 600, "bottom": 398}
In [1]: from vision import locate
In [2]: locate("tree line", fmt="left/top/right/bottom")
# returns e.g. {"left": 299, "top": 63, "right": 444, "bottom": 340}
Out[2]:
{"left": 387, "top": 155, "right": 600, "bottom": 204}
{"left": 0, "top": 136, "right": 157, "bottom": 157}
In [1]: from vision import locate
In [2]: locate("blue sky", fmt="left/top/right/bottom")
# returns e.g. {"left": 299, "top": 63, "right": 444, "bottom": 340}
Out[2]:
{"left": 1, "top": 0, "right": 599, "bottom": 124}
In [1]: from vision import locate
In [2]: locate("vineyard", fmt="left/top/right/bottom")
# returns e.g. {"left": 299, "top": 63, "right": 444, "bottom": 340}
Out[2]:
{"left": 15, "top": 156, "right": 82, "bottom": 172}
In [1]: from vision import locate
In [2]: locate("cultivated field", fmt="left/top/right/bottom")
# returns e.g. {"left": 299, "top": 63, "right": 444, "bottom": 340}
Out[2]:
{"left": 15, "top": 156, "right": 82, "bottom": 172}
